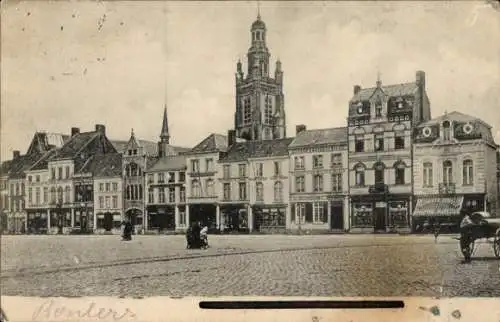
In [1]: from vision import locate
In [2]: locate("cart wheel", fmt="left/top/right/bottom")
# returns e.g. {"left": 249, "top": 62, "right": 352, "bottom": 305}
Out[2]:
{"left": 460, "top": 235, "right": 475, "bottom": 262}
{"left": 494, "top": 231, "right": 500, "bottom": 258}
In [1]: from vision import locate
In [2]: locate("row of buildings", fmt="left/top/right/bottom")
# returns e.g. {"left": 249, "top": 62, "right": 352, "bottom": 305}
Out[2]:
{"left": 1, "top": 13, "right": 499, "bottom": 234}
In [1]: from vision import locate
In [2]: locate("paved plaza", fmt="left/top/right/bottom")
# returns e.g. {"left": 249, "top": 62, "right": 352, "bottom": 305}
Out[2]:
{"left": 1, "top": 234, "right": 499, "bottom": 297}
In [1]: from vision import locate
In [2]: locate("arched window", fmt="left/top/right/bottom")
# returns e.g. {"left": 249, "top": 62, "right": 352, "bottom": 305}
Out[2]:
{"left": 443, "top": 160, "right": 453, "bottom": 184}
{"left": 57, "top": 187, "right": 63, "bottom": 203}
{"left": 463, "top": 159, "right": 473, "bottom": 185}
{"left": 264, "top": 95, "right": 273, "bottom": 125}
{"left": 394, "top": 162, "right": 406, "bottom": 185}
{"left": 192, "top": 180, "right": 201, "bottom": 197}
{"left": 373, "top": 162, "right": 385, "bottom": 185}
{"left": 64, "top": 186, "right": 71, "bottom": 203}
{"left": 354, "top": 163, "right": 365, "bottom": 186}
{"left": 442, "top": 121, "right": 451, "bottom": 141}
{"left": 274, "top": 181, "right": 283, "bottom": 202}
{"left": 256, "top": 182, "right": 264, "bottom": 201}
{"left": 423, "top": 162, "right": 433, "bottom": 187}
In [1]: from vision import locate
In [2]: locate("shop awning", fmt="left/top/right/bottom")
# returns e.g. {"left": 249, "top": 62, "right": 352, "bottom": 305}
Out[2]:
{"left": 412, "top": 196, "right": 464, "bottom": 217}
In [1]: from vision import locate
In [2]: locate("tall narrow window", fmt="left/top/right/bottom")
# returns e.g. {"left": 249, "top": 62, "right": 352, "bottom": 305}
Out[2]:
{"left": 223, "top": 165, "right": 230, "bottom": 179}
{"left": 169, "top": 188, "right": 176, "bottom": 202}
{"left": 264, "top": 95, "right": 273, "bottom": 125}
{"left": 313, "top": 174, "right": 323, "bottom": 192}
{"left": 180, "top": 187, "right": 186, "bottom": 202}
{"left": 205, "top": 159, "right": 214, "bottom": 173}
{"left": 395, "top": 162, "right": 406, "bottom": 185}
{"left": 223, "top": 183, "right": 231, "bottom": 201}
{"left": 191, "top": 160, "right": 200, "bottom": 173}
{"left": 443, "top": 160, "right": 453, "bottom": 185}
{"left": 394, "top": 132, "right": 405, "bottom": 150}
{"left": 374, "top": 163, "right": 385, "bottom": 185}
{"left": 243, "top": 97, "right": 251, "bottom": 125}
{"left": 35, "top": 188, "right": 40, "bottom": 205}
{"left": 375, "top": 101, "right": 382, "bottom": 117}
{"left": 331, "top": 173, "right": 342, "bottom": 192}
{"left": 256, "top": 182, "right": 264, "bottom": 201}
{"left": 313, "top": 155, "right": 323, "bottom": 169}
{"left": 295, "top": 156, "right": 305, "bottom": 170}
{"left": 355, "top": 164, "right": 365, "bottom": 186}
{"left": 375, "top": 134, "right": 384, "bottom": 151}
{"left": 191, "top": 180, "right": 201, "bottom": 197}
{"left": 239, "top": 182, "right": 247, "bottom": 200}
{"left": 148, "top": 188, "right": 154, "bottom": 203}
{"left": 295, "top": 176, "right": 305, "bottom": 193}
{"left": 443, "top": 121, "right": 451, "bottom": 141}
{"left": 273, "top": 161, "right": 281, "bottom": 176}
{"left": 463, "top": 160, "right": 474, "bottom": 185}
{"left": 255, "top": 163, "right": 263, "bottom": 177}
{"left": 274, "top": 181, "right": 283, "bottom": 202}
{"left": 423, "top": 162, "right": 433, "bottom": 187}
{"left": 206, "top": 179, "right": 215, "bottom": 197}
{"left": 159, "top": 188, "right": 165, "bottom": 203}
{"left": 238, "top": 164, "right": 247, "bottom": 177}
{"left": 355, "top": 136, "right": 364, "bottom": 152}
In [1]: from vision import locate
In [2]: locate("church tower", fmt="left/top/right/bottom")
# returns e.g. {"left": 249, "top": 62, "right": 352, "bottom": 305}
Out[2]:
{"left": 158, "top": 105, "right": 176, "bottom": 157}
{"left": 234, "top": 12, "right": 286, "bottom": 141}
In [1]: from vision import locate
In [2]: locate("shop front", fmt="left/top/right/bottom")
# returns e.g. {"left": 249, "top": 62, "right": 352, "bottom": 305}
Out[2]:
{"left": 27, "top": 210, "right": 48, "bottom": 234}
{"left": 146, "top": 205, "right": 176, "bottom": 232}
{"left": 95, "top": 212, "right": 122, "bottom": 234}
{"left": 252, "top": 204, "right": 287, "bottom": 233}
{"left": 219, "top": 203, "right": 248, "bottom": 233}
{"left": 412, "top": 195, "right": 465, "bottom": 233}
{"left": 189, "top": 204, "right": 217, "bottom": 230}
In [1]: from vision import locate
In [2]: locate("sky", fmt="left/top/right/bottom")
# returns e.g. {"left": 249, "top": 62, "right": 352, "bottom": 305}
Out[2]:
{"left": 1, "top": 1, "right": 499, "bottom": 161}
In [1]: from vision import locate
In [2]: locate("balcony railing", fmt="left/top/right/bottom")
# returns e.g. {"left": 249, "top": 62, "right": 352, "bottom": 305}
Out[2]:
{"left": 439, "top": 183, "right": 456, "bottom": 194}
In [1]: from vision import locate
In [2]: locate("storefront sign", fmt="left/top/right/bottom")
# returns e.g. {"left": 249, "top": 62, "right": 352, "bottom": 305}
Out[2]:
{"left": 375, "top": 202, "right": 386, "bottom": 208}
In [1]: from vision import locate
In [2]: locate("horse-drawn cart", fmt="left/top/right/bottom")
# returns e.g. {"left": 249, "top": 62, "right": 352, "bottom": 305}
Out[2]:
{"left": 458, "top": 211, "right": 500, "bottom": 262}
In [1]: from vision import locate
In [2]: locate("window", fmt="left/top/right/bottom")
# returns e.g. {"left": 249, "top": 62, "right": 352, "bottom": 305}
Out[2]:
{"left": 43, "top": 187, "right": 48, "bottom": 204}
{"left": 238, "top": 164, "right": 247, "bottom": 177}
{"left": 180, "top": 187, "right": 186, "bottom": 202}
{"left": 255, "top": 163, "right": 263, "bottom": 177}
{"left": 105, "top": 196, "right": 110, "bottom": 208}
{"left": 99, "top": 196, "right": 104, "bottom": 209}
{"left": 191, "top": 160, "right": 200, "bottom": 173}
{"left": 295, "top": 203, "right": 306, "bottom": 224}
{"left": 35, "top": 188, "right": 40, "bottom": 205}
{"left": 159, "top": 188, "right": 166, "bottom": 203}
{"left": 331, "top": 154, "right": 342, "bottom": 167}
{"left": 99, "top": 183, "right": 104, "bottom": 192}
{"left": 243, "top": 97, "right": 251, "bottom": 125}
{"left": 355, "top": 164, "right": 365, "bottom": 186}
{"left": 264, "top": 128, "right": 272, "bottom": 140}
{"left": 313, "top": 155, "right": 323, "bottom": 169}
{"left": 274, "top": 161, "right": 281, "bottom": 176}
{"left": 355, "top": 136, "right": 364, "bottom": 152}
{"left": 223, "top": 165, "right": 230, "bottom": 179}
{"left": 264, "top": 95, "right": 273, "bottom": 125}
{"left": 112, "top": 183, "right": 118, "bottom": 191}
{"left": 147, "top": 174, "right": 154, "bottom": 184}
{"left": 58, "top": 167, "right": 63, "bottom": 180}
{"left": 463, "top": 160, "right": 474, "bottom": 185}
{"left": 294, "top": 156, "right": 305, "bottom": 170}
{"left": 191, "top": 180, "right": 201, "bottom": 197}
{"left": 50, "top": 187, "right": 56, "bottom": 203}
{"left": 179, "top": 172, "right": 185, "bottom": 182}
{"left": 313, "top": 174, "right": 323, "bottom": 192}
{"left": 112, "top": 196, "right": 118, "bottom": 208}
{"left": 374, "top": 163, "right": 385, "bottom": 185}
{"left": 239, "top": 182, "right": 247, "bottom": 200}
{"left": 148, "top": 188, "right": 154, "bottom": 203}
{"left": 274, "top": 181, "right": 283, "bottom": 202}
{"left": 374, "top": 134, "right": 384, "bottom": 151}
{"left": 256, "top": 182, "right": 264, "bottom": 201}
{"left": 28, "top": 175, "right": 32, "bottom": 183}
{"left": 205, "top": 159, "right": 214, "bottom": 173}
{"left": 332, "top": 173, "right": 342, "bottom": 192}
{"left": 168, "top": 172, "right": 175, "bottom": 183}
{"left": 443, "top": 160, "right": 453, "bottom": 184}
{"left": 375, "top": 101, "right": 382, "bottom": 117}
{"left": 394, "top": 133, "right": 405, "bottom": 150}
{"left": 443, "top": 121, "right": 451, "bottom": 141}
{"left": 295, "top": 176, "right": 305, "bottom": 193}
{"left": 223, "top": 183, "right": 231, "bottom": 201}
{"left": 395, "top": 162, "right": 406, "bottom": 185}
{"left": 65, "top": 166, "right": 70, "bottom": 179}
{"left": 105, "top": 183, "right": 110, "bottom": 192}
{"left": 51, "top": 168, "right": 56, "bottom": 180}
{"left": 313, "top": 202, "right": 326, "bottom": 224}
{"left": 206, "top": 179, "right": 215, "bottom": 197}
{"left": 158, "top": 173, "right": 165, "bottom": 183}
{"left": 64, "top": 186, "right": 71, "bottom": 203}
{"left": 28, "top": 188, "right": 32, "bottom": 204}
{"left": 423, "top": 162, "right": 433, "bottom": 187}
{"left": 169, "top": 188, "right": 176, "bottom": 202}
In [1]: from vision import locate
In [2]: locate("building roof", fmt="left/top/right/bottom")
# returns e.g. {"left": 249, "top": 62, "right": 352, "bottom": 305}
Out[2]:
{"left": 189, "top": 133, "right": 228, "bottom": 154}
{"left": 147, "top": 155, "right": 187, "bottom": 172}
{"left": 79, "top": 153, "right": 122, "bottom": 177}
{"left": 28, "top": 149, "right": 59, "bottom": 171}
{"left": 289, "top": 127, "right": 347, "bottom": 148}
{"left": 111, "top": 139, "right": 190, "bottom": 156}
{"left": 351, "top": 83, "right": 418, "bottom": 102}
{"left": 55, "top": 131, "right": 100, "bottom": 159}
{"left": 418, "top": 111, "right": 491, "bottom": 128}
{"left": 0, "top": 160, "right": 13, "bottom": 178}
{"left": 220, "top": 138, "right": 294, "bottom": 163}
{"left": 8, "top": 153, "right": 45, "bottom": 179}
{"left": 26, "top": 132, "right": 70, "bottom": 155}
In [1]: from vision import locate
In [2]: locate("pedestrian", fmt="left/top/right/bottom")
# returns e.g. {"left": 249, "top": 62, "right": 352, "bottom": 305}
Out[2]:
{"left": 433, "top": 221, "right": 440, "bottom": 243}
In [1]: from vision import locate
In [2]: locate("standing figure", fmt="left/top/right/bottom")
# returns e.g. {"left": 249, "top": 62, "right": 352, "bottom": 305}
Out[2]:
{"left": 122, "top": 219, "right": 133, "bottom": 241}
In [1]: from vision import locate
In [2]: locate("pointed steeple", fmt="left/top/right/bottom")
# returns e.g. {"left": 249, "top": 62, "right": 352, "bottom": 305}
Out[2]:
{"left": 160, "top": 105, "right": 170, "bottom": 144}
{"left": 376, "top": 70, "right": 382, "bottom": 88}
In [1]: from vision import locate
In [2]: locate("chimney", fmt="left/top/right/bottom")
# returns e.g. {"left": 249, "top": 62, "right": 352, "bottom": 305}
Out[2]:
{"left": 416, "top": 70, "right": 425, "bottom": 88}
{"left": 296, "top": 124, "right": 307, "bottom": 135}
{"left": 13, "top": 150, "right": 20, "bottom": 159}
{"left": 353, "top": 85, "right": 361, "bottom": 95}
{"left": 95, "top": 124, "right": 106, "bottom": 135}
{"left": 228, "top": 130, "right": 236, "bottom": 147}
{"left": 71, "top": 127, "right": 80, "bottom": 137}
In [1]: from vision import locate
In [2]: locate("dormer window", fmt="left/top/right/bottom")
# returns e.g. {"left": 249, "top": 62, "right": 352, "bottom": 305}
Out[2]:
{"left": 442, "top": 120, "right": 451, "bottom": 141}
{"left": 356, "top": 102, "right": 363, "bottom": 114}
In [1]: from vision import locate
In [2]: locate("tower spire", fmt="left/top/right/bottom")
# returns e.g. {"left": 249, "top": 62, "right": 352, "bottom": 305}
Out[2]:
{"left": 376, "top": 70, "right": 382, "bottom": 87}
{"left": 257, "top": 0, "right": 261, "bottom": 19}
{"left": 160, "top": 105, "right": 170, "bottom": 144}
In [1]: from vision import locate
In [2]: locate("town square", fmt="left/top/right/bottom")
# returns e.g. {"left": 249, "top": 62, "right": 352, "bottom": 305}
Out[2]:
{"left": 1, "top": 1, "right": 499, "bottom": 299}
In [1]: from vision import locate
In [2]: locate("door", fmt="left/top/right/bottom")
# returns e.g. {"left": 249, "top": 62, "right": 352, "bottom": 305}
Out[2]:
{"left": 104, "top": 213, "right": 113, "bottom": 231}
{"left": 330, "top": 204, "right": 344, "bottom": 230}
{"left": 374, "top": 207, "right": 386, "bottom": 231}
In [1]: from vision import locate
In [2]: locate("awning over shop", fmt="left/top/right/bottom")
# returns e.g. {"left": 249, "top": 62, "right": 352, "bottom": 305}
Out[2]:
{"left": 412, "top": 196, "right": 464, "bottom": 217}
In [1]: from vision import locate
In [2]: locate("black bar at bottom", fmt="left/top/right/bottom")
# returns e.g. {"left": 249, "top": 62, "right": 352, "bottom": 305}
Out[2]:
{"left": 199, "top": 300, "right": 405, "bottom": 310}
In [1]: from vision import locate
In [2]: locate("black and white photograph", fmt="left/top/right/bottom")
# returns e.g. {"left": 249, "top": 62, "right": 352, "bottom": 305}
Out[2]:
{"left": 1, "top": 0, "right": 500, "bottom": 306}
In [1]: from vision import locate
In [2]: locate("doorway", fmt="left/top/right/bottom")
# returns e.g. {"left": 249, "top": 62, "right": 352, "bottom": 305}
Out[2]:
{"left": 374, "top": 207, "right": 386, "bottom": 231}
{"left": 330, "top": 203, "right": 344, "bottom": 230}
{"left": 103, "top": 213, "right": 113, "bottom": 231}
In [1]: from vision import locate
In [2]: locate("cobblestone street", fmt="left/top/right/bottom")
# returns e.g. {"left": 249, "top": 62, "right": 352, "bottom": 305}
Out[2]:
{"left": 2, "top": 235, "right": 499, "bottom": 297}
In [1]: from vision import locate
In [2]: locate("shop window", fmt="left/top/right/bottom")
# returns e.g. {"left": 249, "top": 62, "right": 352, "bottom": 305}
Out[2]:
{"left": 352, "top": 203, "right": 373, "bottom": 227}
{"left": 313, "top": 202, "right": 327, "bottom": 224}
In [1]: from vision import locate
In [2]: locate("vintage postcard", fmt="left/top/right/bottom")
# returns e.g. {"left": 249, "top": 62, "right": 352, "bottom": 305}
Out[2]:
{"left": 1, "top": 0, "right": 499, "bottom": 321}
